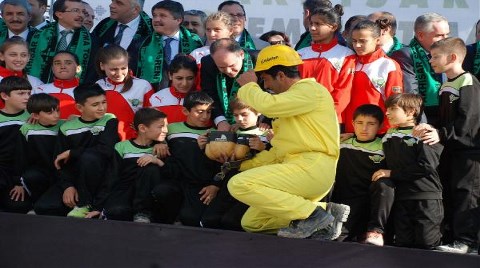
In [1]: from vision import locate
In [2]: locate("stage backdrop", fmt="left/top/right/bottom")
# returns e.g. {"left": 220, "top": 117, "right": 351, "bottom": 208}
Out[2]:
{"left": 82, "top": 0, "right": 479, "bottom": 45}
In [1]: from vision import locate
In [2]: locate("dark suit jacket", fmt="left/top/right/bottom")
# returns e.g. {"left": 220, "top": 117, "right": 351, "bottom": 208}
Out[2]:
{"left": 464, "top": 42, "right": 479, "bottom": 81}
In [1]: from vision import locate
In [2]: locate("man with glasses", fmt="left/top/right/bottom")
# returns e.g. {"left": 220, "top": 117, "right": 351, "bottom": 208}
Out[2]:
{"left": 0, "top": 0, "right": 37, "bottom": 44}
{"left": 183, "top": 9, "right": 206, "bottom": 43}
{"left": 26, "top": 0, "right": 97, "bottom": 83}
{"left": 218, "top": 1, "right": 268, "bottom": 50}
{"left": 92, "top": 0, "right": 152, "bottom": 74}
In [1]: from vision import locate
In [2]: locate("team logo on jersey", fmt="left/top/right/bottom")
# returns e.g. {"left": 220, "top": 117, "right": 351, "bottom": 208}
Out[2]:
{"left": 90, "top": 126, "right": 103, "bottom": 135}
{"left": 130, "top": 99, "right": 140, "bottom": 107}
{"left": 372, "top": 77, "right": 386, "bottom": 89}
{"left": 369, "top": 154, "right": 384, "bottom": 164}
{"left": 449, "top": 94, "right": 459, "bottom": 103}
{"left": 332, "top": 59, "right": 342, "bottom": 72}
{"left": 403, "top": 138, "right": 416, "bottom": 147}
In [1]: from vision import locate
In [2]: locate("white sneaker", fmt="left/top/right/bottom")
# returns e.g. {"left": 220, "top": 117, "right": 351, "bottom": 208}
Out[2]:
{"left": 133, "top": 213, "right": 151, "bottom": 223}
{"left": 437, "top": 241, "right": 469, "bottom": 254}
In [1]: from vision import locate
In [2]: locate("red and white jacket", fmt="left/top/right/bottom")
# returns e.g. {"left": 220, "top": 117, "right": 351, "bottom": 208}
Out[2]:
{"left": 298, "top": 38, "right": 356, "bottom": 123}
{"left": 96, "top": 77, "right": 155, "bottom": 140}
{"left": 34, "top": 78, "right": 80, "bottom": 119}
{"left": 344, "top": 49, "right": 403, "bottom": 134}
{"left": 148, "top": 87, "right": 187, "bottom": 124}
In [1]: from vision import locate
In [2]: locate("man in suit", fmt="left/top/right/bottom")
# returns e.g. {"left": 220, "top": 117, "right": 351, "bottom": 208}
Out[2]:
{"left": 91, "top": 0, "right": 152, "bottom": 74}
{"left": 28, "top": 0, "right": 48, "bottom": 29}
{"left": 201, "top": 38, "right": 258, "bottom": 131}
{"left": 26, "top": 0, "right": 96, "bottom": 83}
{"left": 0, "top": 0, "right": 36, "bottom": 44}
{"left": 390, "top": 12, "right": 449, "bottom": 126}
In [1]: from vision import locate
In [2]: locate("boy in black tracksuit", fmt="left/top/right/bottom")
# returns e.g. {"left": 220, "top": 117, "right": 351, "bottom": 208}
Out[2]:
{"left": 16, "top": 94, "right": 63, "bottom": 206}
{"left": 100, "top": 108, "right": 171, "bottom": 223}
{"left": 417, "top": 38, "right": 480, "bottom": 253}
{"left": 0, "top": 77, "right": 32, "bottom": 213}
{"left": 34, "top": 84, "right": 119, "bottom": 218}
{"left": 373, "top": 93, "right": 444, "bottom": 249}
{"left": 151, "top": 92, "right": 223, "bottom": 227}
{"left": 332, "top": 104, "right": 394, "bottom": 246}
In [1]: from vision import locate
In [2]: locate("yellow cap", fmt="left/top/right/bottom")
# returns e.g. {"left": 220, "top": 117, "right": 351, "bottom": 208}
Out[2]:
{"left": 254, "top": 44, "right": 303, "bottom": 72}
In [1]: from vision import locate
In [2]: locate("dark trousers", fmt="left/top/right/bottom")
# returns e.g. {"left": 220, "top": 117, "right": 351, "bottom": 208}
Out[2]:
{"left": 450, "top": 152, "right": 480, "bottom": 220}
{"left": 394, "top": 199, "right": 443, "bottom": 249}
{"left": 34, "top": 152, "right": 108, "bottom": 215}
{"left": 151, "top": 179, "right": 183, "bottom": 224}
{"left": 22, "top": 168, "right": 57, "bottom": 202}
{"left": 103, "top": 164, "right": 162, "bottom": 221}
{"left": 454, "top": 206, "right": 480, "bottom": 248}
{"left": 0, "top": 167, "right": 31, "bottom": 213}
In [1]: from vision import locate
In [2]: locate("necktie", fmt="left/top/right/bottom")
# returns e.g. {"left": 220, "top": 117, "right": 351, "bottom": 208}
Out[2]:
{"left": 114, "top": 24, "right": 127, "bottom": 46}
{"left": 57, "top": 30, "right": 71, "bottom": 51}
{"left": 164, "top": 37, "right": 174, "bottom": 66}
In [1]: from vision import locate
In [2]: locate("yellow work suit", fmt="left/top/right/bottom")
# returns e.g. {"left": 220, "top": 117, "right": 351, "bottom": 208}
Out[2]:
{"left": 228, "top": 78, "right": 340, "bottom": 233}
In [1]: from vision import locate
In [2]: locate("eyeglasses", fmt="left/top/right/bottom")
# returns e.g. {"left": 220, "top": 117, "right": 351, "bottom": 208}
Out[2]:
{"left": 229, "top": 13, "right": 245, "bottom": 18}
{"left": 62, "top": 8, "right": 83, "bottom": 14}
{"left": 269, "top": 40, "right": 285, "bottom": 45}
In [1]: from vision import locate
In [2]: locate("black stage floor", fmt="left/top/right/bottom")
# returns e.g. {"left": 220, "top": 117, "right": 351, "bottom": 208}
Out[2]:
{"left": 1, "top": 212, "right": 479, "bottom": 268}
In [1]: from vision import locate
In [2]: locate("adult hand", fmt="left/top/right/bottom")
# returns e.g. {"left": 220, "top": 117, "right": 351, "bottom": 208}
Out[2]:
{"left": 217, "top": 121, "right": 231, "bottom": 131}
{"left": 236, "top": 70, "right": 258, "bottom": 86}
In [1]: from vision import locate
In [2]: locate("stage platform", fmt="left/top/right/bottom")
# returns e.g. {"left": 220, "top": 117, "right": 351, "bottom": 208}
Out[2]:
{"left": 1, "top": 212, "right": 478, "bottom": 267}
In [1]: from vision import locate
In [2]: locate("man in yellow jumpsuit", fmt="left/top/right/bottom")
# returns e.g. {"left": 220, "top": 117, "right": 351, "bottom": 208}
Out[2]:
{"left": 228, "top": 45, "right": 350, "bottom": 239}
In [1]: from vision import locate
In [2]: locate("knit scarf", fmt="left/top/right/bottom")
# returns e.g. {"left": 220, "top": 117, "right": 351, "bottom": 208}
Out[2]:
{"left": 0, "top": 20, "right": 8, "bottom": 45}
{"left": 215, "top": 51, "right": 253, "bottom": 124}
{"left": 0, "top": 66, "right": 24, "bottom": 78}
{"left": 409, "top": 38, "right": 440, "bottom": 107}
{"left": 295, "top": 32, "right": 311, "bottom": 51}
{"left": 238, "top": 29, "right": 256, "bottom": 50}
{"left": 386, "top": 36, "right": 404, "bottom": 56}
{"left": 137, "top": 26, "right": 202, "bottom": 84}
{"left": 27, "top": 22, "right": 92, "bottom": 83}
{"left": 53, "top": 77, "right": 79, "bottom": 89}
{"left": 95, "top": 11, "right": 152, "bottom": 46}
{"left": 473, "top": 41, "right": 480, "bottom": 76}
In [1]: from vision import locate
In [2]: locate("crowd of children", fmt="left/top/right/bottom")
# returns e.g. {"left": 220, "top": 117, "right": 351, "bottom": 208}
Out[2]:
{"left": 0, "top": 0, "right": 479, "bottom": 256}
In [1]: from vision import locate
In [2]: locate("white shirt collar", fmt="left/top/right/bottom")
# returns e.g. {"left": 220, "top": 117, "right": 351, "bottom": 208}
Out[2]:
{"left": 162, "top": 30, "right": 180, "bottom": 41}
{"left": 8, "top": 29, "right": 29, "bottom": 40}
{"left": 122, "top": 15, "right": 140, "bottom": 30}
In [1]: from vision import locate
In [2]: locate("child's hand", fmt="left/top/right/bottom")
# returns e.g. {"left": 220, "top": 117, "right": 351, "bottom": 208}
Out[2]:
{"left": 199, "top": 185, "right": 220, "bottom": 205}
{"left": 230, "top": 123, "right": 240, "bottom": 132}
{"left": 27, "top": 115, "right": 39, "bottom": 124}
{"left": 54, "top": 150, "right": 71, "bottom": 170}
{"left": 9, "top": 186, "right": 25, "bottom": 202}
{"left": 63, "top": 186, "right": 78, "bottom": 208}
{"left": 414, "top": 124, "right": 440, "bottom": 145}
{"left": 372, "top": 169, "right": 391, "bottom": 181}
{"left": 137, "top": 154, "right": 164, "bottom": 167}
{"left": 197, "top": 133, "right": 208, "bottom": 149}
{"left": 340, "top": 133, "right": 354, "bottom": 141}
{"left": 85, "top": 210, "right": 101, "bottom": 219}
{"left": 266, "top": 129, "right": 274, "bottom": 142}
{"left": 249, "top": 135, "right": 266, "bottom": 151}
{"left": 153, "top": 143, "right": 170, "bottom": 159}
{"left": 258, "top": 123, "right": 271, "bottom": 131}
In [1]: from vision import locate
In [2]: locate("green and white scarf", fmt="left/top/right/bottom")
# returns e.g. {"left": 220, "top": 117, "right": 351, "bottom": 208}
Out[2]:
{"left": 238, "top": 29, "right": 256, "bottom": 50}
{"left": 0, "top": 19, "right": 8, "bottom": 45}
{"left": 386, "top": 36, "right": 404, "bottom": 56}
{"left": 27, "top": 22, "right": 91, "bottom": 83}
{"left": 137, "top": 26, "right": 202, "bottom": 84}
{"left": 95, "top": 11, "right": 152, "bottom": 46}
{"left": 216, "top": 51, "right": 254, "bottom": 124}
{"left": 409, "top": 38, "right": 440, "bottom": 107}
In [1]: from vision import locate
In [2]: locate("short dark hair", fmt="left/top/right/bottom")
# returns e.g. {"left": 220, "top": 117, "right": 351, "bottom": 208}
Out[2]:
{"left": 310, "top": 5, "right": 344, "bottom": 33}
{"left": 352, "top": 20, "right": 381, "bottom": 39}
{"left": 210, "top": 38, "right": 242, "bottom": 56}
{"left": 52, "top": 0, "right": 82, "bottom": 21}
{"left": 152, "top": 0, "right": 184, "bottom": 20}
{"left": 385, "top": 93, "right": 423, "bottom": 123}
{"left": 185, "top": 9, "right": 207, "bottom": 23}
{"left": 218, "top": 1, "right": 246, "bottom": 17}
{"left": 264, "top": 65, "right": 300, "bottom": 79}
{"left": 133, "top": 108, "right": 167, "bottom": 131}
{"left": 27, "top": 93, "right": 59, "bottom": 114}
{"left": 73, "top": 83, "right": 105, "bottom": 105}
{"left": 353, "top": 104, "right": 384, "bottom": 125}
{"left": 0, "top": 0, "right": 32, "bottom": 14}
{"left": 183, "top": 91, "right": 213, "bottom": 111}
{"left": 430, "top": 37, "right": 467, "bottom": 62}
{"left": 302, "top": 0, "right": 332, "bottom": 12}
{"left": 229, "top": 97, "right": 258, "bottom": 114}
{"left": 0, "top": 76, "right": 32, "bottom": 97}
{"left": 54, "top": 50, "right": 80, "bottom": 65}
{"left": 169, "top": 54, "right": 198, "bottom": 76}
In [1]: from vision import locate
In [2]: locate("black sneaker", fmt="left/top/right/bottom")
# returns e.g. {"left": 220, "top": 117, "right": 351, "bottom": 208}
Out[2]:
{"left": 310, "top": 202, "right": 350, "bottom": 241}
{"left": 277, "top": 207, "right": 334, "bottom": 239}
